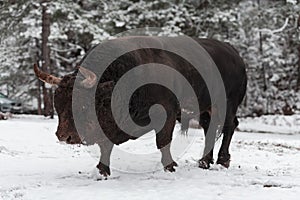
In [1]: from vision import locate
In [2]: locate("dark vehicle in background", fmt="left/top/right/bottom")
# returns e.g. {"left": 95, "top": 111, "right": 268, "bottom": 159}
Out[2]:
{"left": 0, "top": 93, "right": 23, "bottom": 114}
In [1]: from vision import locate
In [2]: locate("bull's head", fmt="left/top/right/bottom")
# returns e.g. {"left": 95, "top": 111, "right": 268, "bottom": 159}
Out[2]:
{"left": 34, "top": 64, "right": 100, "bottom": 145}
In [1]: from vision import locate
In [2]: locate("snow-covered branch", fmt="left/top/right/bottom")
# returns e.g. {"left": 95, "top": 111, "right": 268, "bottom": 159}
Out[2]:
{"left": 258, "top": 17, "right": 289, "bottom": 34}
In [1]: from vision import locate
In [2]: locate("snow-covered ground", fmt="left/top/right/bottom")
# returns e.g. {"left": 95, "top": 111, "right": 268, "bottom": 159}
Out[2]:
{"left": 0, "top": 115, "right": 300, "bottom": 200}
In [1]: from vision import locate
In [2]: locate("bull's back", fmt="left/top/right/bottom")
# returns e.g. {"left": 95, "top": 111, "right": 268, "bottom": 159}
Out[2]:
{"left": 195, "top": 38, "right": 247, "bottom": 105}
{"left": 94, "top": 37, "right": 247, "bottom": 144}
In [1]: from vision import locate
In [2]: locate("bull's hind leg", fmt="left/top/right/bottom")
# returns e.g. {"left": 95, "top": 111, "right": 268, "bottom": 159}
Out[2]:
{"left": 156, "top": 112, "right": 178, "bottom": 172}
{"left": 97, "top": 141, "right": 114, "bottom": 177}
{"left": 199, "top": 112, "right": 215, "bottom": 169}
{"left": 217, "top": 116, "right": 239, "bottom": 168}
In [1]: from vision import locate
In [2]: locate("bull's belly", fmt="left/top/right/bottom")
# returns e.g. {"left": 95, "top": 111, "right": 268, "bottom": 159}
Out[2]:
{"left": 109, "top": 127, "right": 154, "bottom": 145}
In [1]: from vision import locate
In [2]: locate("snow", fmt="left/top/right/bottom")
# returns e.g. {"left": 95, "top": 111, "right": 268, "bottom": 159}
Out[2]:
{"left": 114, "top": 21, "right": 126, "bottom": 27}
{"left": 286, "top": 0, "right": 297, "bottom": 5}
{"left": 0, "top": 115, "right": 300, "bottom": 200}
{"left": 238, "top": 115, "right": 300, "bottom": 134}
{"left": 270, "top": 74, "right": 280, "bottom": 82}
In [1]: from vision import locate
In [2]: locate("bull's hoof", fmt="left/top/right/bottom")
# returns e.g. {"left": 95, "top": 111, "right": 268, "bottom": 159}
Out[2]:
{"left": 164, "top": 161, "right": 178, "bottom": 172}
{"left": 199, "top": 158, "right": 214, "bottom": 169}
{"left": 216, "top": 155, "right": 230, "bottom": 168}
{"left": 216, "top": 159, "right": 230, "bottom": 168}
{"left": 96, "top": 162, "right": 111, "bottom": 177}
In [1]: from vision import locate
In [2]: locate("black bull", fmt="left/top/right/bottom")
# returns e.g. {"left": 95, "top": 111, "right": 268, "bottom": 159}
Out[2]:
{"left": 34, "top": 36, "right": 247, "bottom": 176}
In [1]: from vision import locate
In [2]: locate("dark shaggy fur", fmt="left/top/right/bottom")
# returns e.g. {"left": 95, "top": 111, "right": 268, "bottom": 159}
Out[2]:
{"left": 53, "top": 37, "right": 247, "bottom": 176}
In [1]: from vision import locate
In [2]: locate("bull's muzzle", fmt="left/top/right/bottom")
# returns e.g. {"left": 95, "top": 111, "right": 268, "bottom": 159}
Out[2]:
{"left": 56, "top": 131, "right": 82, "bottom": 144}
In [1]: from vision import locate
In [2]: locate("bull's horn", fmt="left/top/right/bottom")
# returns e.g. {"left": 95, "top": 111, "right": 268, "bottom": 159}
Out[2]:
{"left": 34, "top": 63, "right": 62, "bottom": 85}
{"left": 79, "top": 66, "right": 97, "bottom": 88}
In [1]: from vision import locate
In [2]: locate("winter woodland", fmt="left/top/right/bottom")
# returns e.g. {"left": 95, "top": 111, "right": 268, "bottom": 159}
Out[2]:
{"left": 0, "top": 0, "right": 299, "bottom": 117}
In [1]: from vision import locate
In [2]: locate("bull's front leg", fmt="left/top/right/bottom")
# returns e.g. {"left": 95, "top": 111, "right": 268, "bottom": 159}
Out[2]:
{"left": 97, "top": 141, "right": 114, "bottom": 177}
{"left": 156, "top": 112, "right": 178, "bottom": 172}
{"left": 160, "top": 143, "right": 178, "bottom": 172}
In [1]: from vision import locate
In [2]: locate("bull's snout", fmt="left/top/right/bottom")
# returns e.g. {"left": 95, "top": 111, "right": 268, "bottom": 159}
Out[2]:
{"left": 56, "top": 132, "right": 71, "bottom": 142}
{"left": 56, "top": 131, "right": 82, "bottom": 144}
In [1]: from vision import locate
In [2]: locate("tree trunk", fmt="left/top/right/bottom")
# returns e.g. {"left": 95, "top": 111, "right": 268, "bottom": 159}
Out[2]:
{"left": 41, "top": 2, "right": 54, "bottom": 118}
{"left": 257, "top": 0, "right": 263, "bottom": 55}
{"left": 37, "top": 80, "right": 42, "bottom": 115}
{"left": 297, "top": 15, "right": 300, "bottom": 90}
{"left": 297, "top": 46, "right": 300, "bottom": 90}
{"left": 35, "top": 38, "right": 42, "bottom": 115}
{"left": 259, "top": 32, "right": 263, "bottom": 55}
